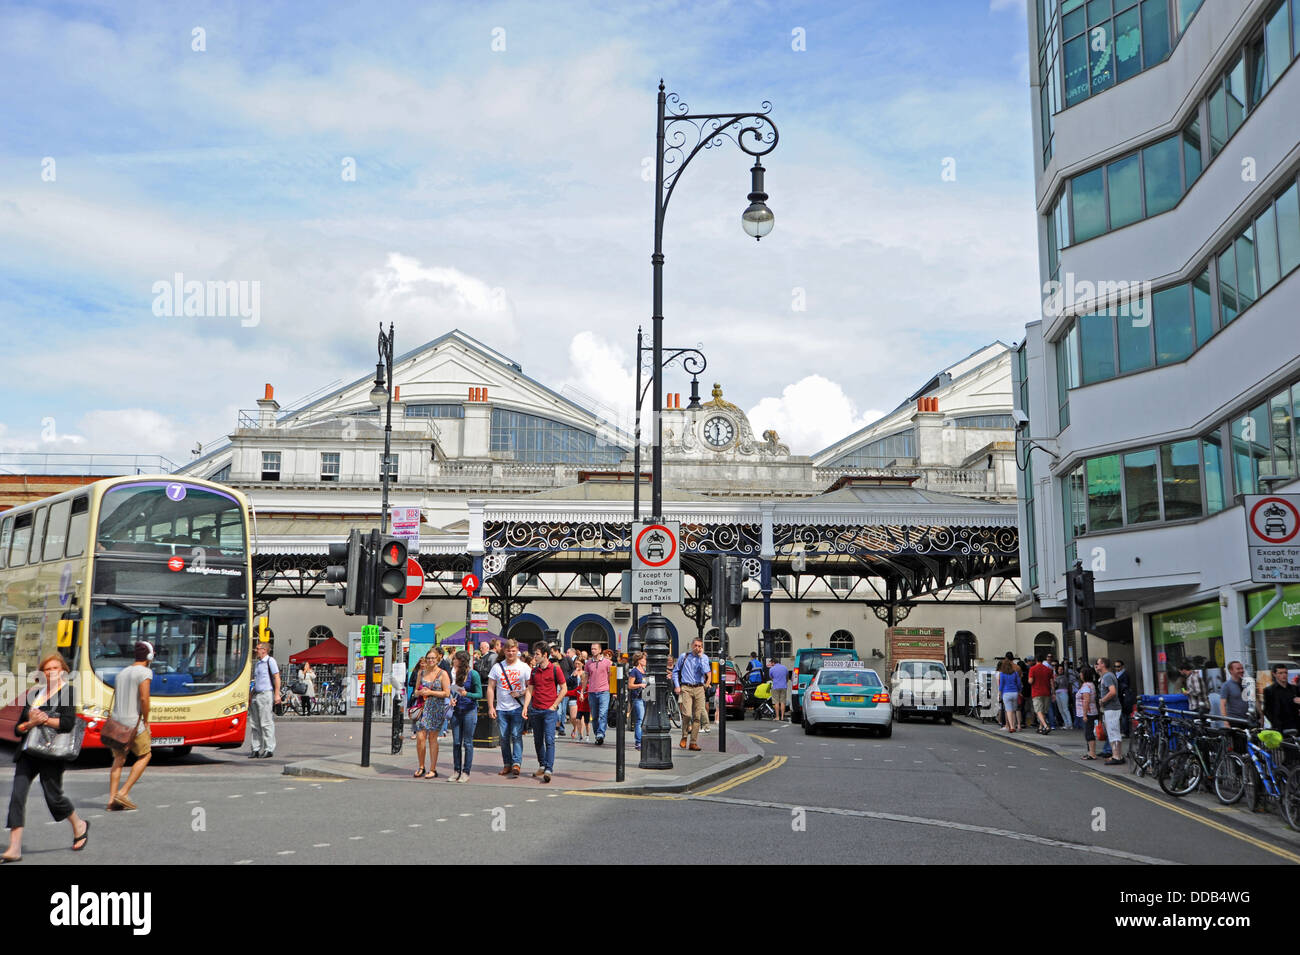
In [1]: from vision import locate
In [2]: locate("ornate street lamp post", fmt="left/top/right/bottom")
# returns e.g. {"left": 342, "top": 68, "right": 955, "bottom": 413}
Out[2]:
{"left": 641, "top": 82, "right": 778, "bottom": 770}
{"left": 361, "top": 322, "right": 395, "bottom": 767}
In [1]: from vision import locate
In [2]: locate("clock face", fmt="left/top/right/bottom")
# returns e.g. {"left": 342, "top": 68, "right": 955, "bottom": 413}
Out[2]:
{"left": 702, "top": 415, "right": 735, "bottom": 448}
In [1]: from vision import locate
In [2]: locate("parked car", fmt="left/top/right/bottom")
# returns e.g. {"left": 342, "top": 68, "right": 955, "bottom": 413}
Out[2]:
{"left": 790, "top": 647, "right": 860, "bottom": 723}
{"left": 707, "top": 660, "right": 745, "bottom": 720}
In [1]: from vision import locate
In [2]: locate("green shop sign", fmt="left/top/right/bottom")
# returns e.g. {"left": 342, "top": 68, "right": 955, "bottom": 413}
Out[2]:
{"left": 1150, "top": 600, "right": 1222, "bottom": 646}
{"left": 1246, "top": 583, "right": 1300, "bottom": 632}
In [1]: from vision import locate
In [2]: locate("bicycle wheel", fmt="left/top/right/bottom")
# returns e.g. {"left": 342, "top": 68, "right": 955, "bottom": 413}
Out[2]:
{"left": 1130, "top": 731, "right": 1150, "bottom": 776}
{"left": 1244, "top": 762, "right": 1262, "bottom": 813}
{"left": 1214, "top": 753, "right": 1246, "bottom": 805}
{"left": 1283, "top": 770, "right": 1300, "bottom": 831}
{"left": 1158, "top": 750, "right": 1201, "bottom": 797}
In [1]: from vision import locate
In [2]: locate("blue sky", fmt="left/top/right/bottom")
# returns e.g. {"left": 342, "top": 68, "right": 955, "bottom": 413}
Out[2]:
{"left": 0, "top": 0, "right": 1036, "bottom": 461}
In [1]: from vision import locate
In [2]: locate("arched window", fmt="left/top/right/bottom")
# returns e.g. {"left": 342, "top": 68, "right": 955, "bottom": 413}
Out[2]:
{"left": 704, "top": 628, "right": 721, "bottom": 657}
{"left": 308, "top": 625, "right": 333, "bottom": 648}
{"left": 509, "top": 619, "right": 545, "bottom": 650}
{"left": 767, "top": 629, "right": 792, "bottom": 661}
{"left": 490, "top": 408, "right": 626, "bottom": 465}
{"left": 1033, "top": 631, "right": 1058, "bottom": 660}
{"left": 829, "top": 629, "right": 855, "bottom": 650}
{"left": 570, "top": 620, "right": 607, "bottom": 651}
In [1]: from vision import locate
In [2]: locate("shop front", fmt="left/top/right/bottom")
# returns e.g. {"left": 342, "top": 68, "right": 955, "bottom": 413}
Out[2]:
{"left": 1245, "top": 583, "right": 1300, "bottom": 673}
{"left": 1149, "top": 600, "right": 1225, "bottom": 697}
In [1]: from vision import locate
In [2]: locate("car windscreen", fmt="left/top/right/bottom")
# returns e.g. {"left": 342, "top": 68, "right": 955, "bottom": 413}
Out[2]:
{"left": 801, "top": 650, "right": 856, "bottom": 674}
{"left": 896, "top": 661, "right": 949, "bottom": 679}
{"left": 818, "top": 670, "right": 881, "bottom": 688}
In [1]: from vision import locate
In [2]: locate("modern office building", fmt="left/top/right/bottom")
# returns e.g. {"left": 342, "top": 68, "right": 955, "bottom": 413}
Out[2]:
{"left": 1017, "top": 0, "right": 1300, "bottom": 694}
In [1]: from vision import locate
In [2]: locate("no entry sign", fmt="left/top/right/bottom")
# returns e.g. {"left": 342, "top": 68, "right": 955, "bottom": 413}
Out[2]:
{"left": 1245, "top": 495, "right": 1300, "bottom": 583}
{"left": 394, "top": 557, "right": 424, "bottom": 605}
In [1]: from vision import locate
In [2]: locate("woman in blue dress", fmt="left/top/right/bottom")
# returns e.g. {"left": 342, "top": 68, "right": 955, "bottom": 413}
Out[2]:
{"left": 414, "top": 651, "right": 450, "bottom": 778}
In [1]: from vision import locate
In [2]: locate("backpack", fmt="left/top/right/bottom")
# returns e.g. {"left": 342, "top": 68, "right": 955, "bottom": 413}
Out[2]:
{"left": 476, "top": 652, "right": 497, "bottom": 685}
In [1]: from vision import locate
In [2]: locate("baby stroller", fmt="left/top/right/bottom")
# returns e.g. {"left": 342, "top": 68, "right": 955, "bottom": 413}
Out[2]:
{"left": 747, "top": 680, "right": 776, "bottom": 720}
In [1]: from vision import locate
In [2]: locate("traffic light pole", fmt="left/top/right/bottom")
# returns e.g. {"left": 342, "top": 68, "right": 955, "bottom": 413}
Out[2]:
{"left": 362, "top": 323, "right": 395, "bottom": 769}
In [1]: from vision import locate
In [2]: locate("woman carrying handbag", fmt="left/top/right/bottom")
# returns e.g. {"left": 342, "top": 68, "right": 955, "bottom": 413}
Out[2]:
{"left": 3, "top": 655, "right": 90, "bottom": 862}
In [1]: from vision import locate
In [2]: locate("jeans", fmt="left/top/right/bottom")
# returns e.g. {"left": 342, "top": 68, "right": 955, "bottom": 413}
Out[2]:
{"left": 530, "top": 708, "right": 557, "bottom": 772}
{"left": 632, "top": 698, "right": 645, "bottom": 745}
{"left": 497, "top": 708, "right": 524, "bottom": 767}
{"left": 450, "top": 706, "right": 477, "bottom": 774}
{"left": 1054, "top": 690, "right": 1071, "bottom": 730}
{"left": 589, "top": 690, "right": 610, "bottom": 739}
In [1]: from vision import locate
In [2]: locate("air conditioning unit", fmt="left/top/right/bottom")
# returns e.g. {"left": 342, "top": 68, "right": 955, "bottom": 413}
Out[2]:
{"left": 612, "top": 606, "right": 631, "bottom": 621}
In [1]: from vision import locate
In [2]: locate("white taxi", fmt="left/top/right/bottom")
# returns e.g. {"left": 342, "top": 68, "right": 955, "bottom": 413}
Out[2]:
{"left": 802, "top": 661, "right": 892, "bottom": 737}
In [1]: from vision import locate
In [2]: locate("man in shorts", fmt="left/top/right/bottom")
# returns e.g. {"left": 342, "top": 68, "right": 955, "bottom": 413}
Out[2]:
{"left": 1096, "top": 657, "right": 1124, "bottom": 766}
{"left": 107, "top": 641, "right": 154, "bottom": 811}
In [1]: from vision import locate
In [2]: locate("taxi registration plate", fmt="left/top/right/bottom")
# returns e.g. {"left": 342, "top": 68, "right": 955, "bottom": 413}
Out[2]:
{"left": 839, "top": 696, "right": 865, "bottom": 703}
{"left": 917, "top": 705, "right": 937, "bottom": 711}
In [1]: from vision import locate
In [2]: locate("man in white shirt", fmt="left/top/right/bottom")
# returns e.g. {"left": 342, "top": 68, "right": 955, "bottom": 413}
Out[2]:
{"left": 487, "top": 639, "right": 531, "bottom": 778}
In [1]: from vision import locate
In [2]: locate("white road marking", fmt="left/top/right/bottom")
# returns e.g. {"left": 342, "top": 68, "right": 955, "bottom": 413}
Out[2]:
{"left": 853, "top": 758, "right": 863, "bottom": 761}
{"left": 547, "top": 793, "right": 559, "bottom": 798}
{"left": 460, "top": 813, "right": 473, "bottom": 817}
{"left": 380, "top": 829, "right": 394, "bottom": 834}
{"left": 254, "top": 792, "right": 268, "bottom": 796}
{"left": 349, "top": 836, "right": 364, "bottom": 840}
{"left": 409, "top": 823, "right": 422, "bottom": 828}
{"left": 913, "top": 760, "right": 923, "bottom": 764}
{"left": 283, "top": 787, "right": 296, "bottom": 791}
{"left": 436, "top": 818, "right": 448, "bottom": 822}
{"left": 689, "top": 794, "right": 1177, "bottom": 864}
{"left": 978, "top": 763, "right": 987, "bottom": 767}
{"left": 526, "top": 799, "right": 538, "bottom": 803}
{"left": 187, "top": 800, "right": 201, "bottom": 804}
{"left": 277, "top": 850, "right": 295, "bottom": 856}
{"left": 313, "top": 843, "right": 330, "bottom": 848}
{"left": 156, "top": 804, "right": 171, "bottom": 808}
{"left": 228, "top": 794, "right": 242, "bottom": 799}
{"left": 235, "top": 859, "right": 253, "bottom": 865}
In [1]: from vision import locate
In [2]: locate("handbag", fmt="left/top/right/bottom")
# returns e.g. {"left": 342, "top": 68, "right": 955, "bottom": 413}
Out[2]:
{"left": 22, "top": 719, "right": 86, "bottom": 761}
{"left": 290, "top": 681, "right": 307, "bottom": 696}
{"left": 407, "top": 698, "right": 425, "bottom": 721}
{"left": 101, "top": 717, "right": 137, "bottom": 746}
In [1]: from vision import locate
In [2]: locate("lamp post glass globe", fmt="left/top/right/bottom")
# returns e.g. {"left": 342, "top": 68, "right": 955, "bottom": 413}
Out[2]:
{"left": 742, "top": 202, "right": 774, "bottom": 239}
{"left": 369, "top": 362, "right": 387, "bottom": 406}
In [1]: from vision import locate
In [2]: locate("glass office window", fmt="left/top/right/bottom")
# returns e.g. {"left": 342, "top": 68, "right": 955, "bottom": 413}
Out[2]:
{"left": 1265, "top": 1, "right": 1291, "bottom": 89}
{"left": 1276, "top": 182, "right": 1300, "bottom": 276}
{"left": 1117, "top": 300, "right": 1153, "bottom": 373}
{"left": 1064, "top": 34, "right": 1090, "bottom": 106}
{"left": 1141, "top": 0, "right": 1171, "bottom": 64}
{"left": 1079, "top": 312, "right": 1117, "bottom": 384}
{"left": 1218, "top": 245, "right": 1239, "bottom": 326}
{"left": 1183, "top": 118, "right": 1203, "bottom": 185}
{"left": 1192, "top": 269, "right": 1214, "bottom": 347}
{"left": 1153, "top": 284, "right": 1194, "bottom": 365}
{"left": 490, "top": 408, "right": 625, "bottom": 465}
{"left": 1072, "top": 168, "right": 1107, "bottom": 241}
{"left": 1235, "top": 226, "right": 1258, "bottom": 307}
{"left": 1087, "top": 0, "right": 1111, "bottom": 25}
{"left": 1248, "top": 34, "right": 1269, "bottom": 108}
{"left": 1226, "top": 55, "right": 1247, "bottom": 139}
{"left": 1115, "top": 4, "right": 1143, "bottom": 81}
{"left": 1087, "top": 454, "right": 1123, "bottom": 531}
{"left": 320, "top": 452, "right": 340, "bottom": 482}
{"left": 1204, "top": 433, "right": 1226, "bottom": 514}
{"left": 1123, "top": 449, "right": 1160, "bottom": 524}
{"left": 1090, "top": 21, "right": 1115, "bottom": 93}
{"left": 1208, "top": 84, "right": 1228, "bottom": 157}
{"left": 1271, "top": 388, "right": 1295, "bottom": 480}
{"left": 1057, "top": 328, "right": 1078, "bottom": 429}
{"left": 1064, "top": 462, "right": 1087, "bottom": 565}
{"left": 1257, "top": 205, "right": 1281, "bottom": 294}
{"left": 1232, "top": 403, "right": 1270, "bottom": 496}
{"left": 1176, "top": 0, "right": 1203, "bottom": 34}
{"left": 1161, "top": 440, "right": 1203, "bottom": 520}
{"left": 1107, "top": 154, "right": 1142, "bottom": 228}
{"left": 1142, "top": 135, "right": 1182, "bottom": 216}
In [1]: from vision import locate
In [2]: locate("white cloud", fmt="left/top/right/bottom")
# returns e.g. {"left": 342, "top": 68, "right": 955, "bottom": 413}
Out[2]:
{"left": 557, "top": 332, "right": 635, "bottom": 430}
{"left": 747, "top": 376, "right": 885, "bottom": 456}
{"left": 362, "top": 253, "right": 516, "bottom": 341}
{"left": 76, "top": 409, "right": 189, "bottom": 460}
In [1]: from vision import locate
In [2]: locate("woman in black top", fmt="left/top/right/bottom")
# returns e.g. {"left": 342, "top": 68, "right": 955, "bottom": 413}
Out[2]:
{"left": 4, "top": 655, "right": 90, "bottom": 862}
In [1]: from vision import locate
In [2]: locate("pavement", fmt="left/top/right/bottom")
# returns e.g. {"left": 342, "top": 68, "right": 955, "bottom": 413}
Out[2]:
{"left": 955, "top": 714, "right": 1300, "bottom": 849}
{"left": 283, "top": 721, "right": 763, "bottom": 794}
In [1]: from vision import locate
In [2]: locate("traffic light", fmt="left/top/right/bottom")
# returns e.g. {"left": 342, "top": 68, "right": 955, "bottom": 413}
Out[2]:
{"left": 712, "top": 556, "right": 744, "bottom": 630}
{"left": 325, "top": 529, "right": 367, "bottom": 616}
{"left": 371, "top": 531, "right": 409, "bottom": 618}
{"left": 1065, "top": 562, "right": 1095, "bottom": 633}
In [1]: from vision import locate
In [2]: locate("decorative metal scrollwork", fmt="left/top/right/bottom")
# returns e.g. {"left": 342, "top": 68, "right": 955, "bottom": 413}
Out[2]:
{"left": 742, "top": 558, "right": 761, "bottom": 580}
{"left": 662, "top": 91, "right": 779, "bottom": 212}
{"left": 774, "top": 524, "right": 1017, "bottom": 557}
{"left": 871, "top": 604, "right": 913, "bottom": 624}
{"left": 482, "top": 553, "right": 507, "bottom": 579}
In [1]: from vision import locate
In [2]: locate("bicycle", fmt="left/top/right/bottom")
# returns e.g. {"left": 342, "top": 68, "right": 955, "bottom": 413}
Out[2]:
{"left": 1157, "top": 715, "right": 1236, "bottom": 800}
{"left": 1238, "top": 723, "right": 1297, "bottom": 817}
{"left": 665, "top": 690, "right": 681, "bottom": 729}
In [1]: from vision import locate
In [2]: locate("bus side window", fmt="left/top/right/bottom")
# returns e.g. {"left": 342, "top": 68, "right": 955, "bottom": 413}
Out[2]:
{"left": 9, "top": 513, "right": 31, "bottom": 568}
{"left": 44, "top": 499, "right": 72, "bottom": 562}
{"left": 0, "top": 516, "right": 11, "bottom": 569}
{"left": 66, "top": 497, "right": 88, "bottom": 558}
{"left": 28, "top": 506, "right": 47, "bottom": 565}
{"left": 0, "top": 616, "right": 15, "bottom": 669}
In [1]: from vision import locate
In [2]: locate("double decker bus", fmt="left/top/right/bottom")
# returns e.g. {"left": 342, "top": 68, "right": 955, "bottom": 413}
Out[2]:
{"left": 0, "top": 477, "right": 254, "bottom": 753}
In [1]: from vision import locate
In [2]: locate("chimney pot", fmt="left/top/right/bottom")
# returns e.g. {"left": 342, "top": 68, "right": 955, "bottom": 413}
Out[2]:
{"left": 264, "top": 383, "right": 274, "bottom": 401}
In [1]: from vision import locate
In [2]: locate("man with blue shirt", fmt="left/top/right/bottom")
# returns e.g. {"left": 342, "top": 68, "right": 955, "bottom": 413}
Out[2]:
{"left": 673, "top": 638, "right": 710, "bottom": 751}
{"left": 768, "top": 658, "right": 790, "bottom": 722}
{"left": 248, "top": 641, "right": 281, "bottom": 759}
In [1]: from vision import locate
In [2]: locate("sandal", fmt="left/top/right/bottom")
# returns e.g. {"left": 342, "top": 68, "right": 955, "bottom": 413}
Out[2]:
{"left": 1080, "top": 754, "right": 1096, "bottom": 760}
{"left": 72, "top": 820, "right": 90, "bottom": 852}
{"left": 413, "top": 769, "right": 426, "bottom": 778}
{"left": 428, "top": 771, "right": 438, "bottom": 779}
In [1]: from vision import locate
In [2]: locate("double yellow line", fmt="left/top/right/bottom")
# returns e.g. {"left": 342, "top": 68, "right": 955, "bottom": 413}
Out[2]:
{"left": 695, "top": 756, "right": 788, "bottom": 795}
